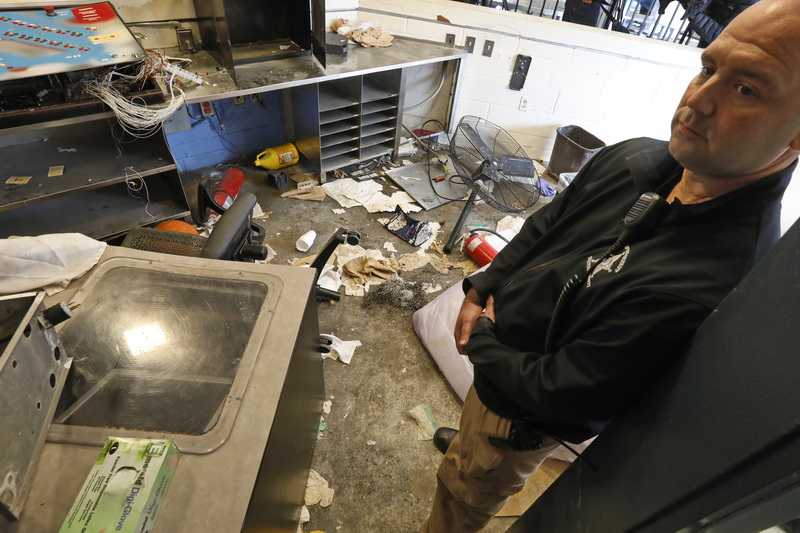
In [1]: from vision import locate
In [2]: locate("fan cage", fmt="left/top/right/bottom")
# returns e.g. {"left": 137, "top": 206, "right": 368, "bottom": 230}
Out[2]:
{"left": 449, "top": 115, "right": 540, "bottom": 213}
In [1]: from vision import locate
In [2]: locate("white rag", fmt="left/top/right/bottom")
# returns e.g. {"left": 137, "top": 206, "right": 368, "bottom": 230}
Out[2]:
{"left": 0, "top": 233, "right": 107, "bottom": 295}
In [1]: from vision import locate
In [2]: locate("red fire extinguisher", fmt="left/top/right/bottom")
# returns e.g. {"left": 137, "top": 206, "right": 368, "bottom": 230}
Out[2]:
{"left": 212, "top": 168, "right": 245, "bottom": 210}
{"left": 464, "top": 232, "right": 500, "bottom": 267}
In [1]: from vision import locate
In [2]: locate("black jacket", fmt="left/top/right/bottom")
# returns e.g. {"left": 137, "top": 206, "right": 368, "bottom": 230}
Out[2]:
{"left": 464, "top": 138, "right": 792, "bottom": 443}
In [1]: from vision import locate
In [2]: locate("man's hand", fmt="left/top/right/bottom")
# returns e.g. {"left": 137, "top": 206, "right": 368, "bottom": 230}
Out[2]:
{"left": 482, "top": 295, "right": 496, "bottom": 322}
{"left": 455, "top": 289, "right": 493, "bottom": 355}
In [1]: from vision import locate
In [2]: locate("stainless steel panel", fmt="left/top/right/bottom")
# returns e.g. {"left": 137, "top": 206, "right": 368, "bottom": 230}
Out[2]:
{"left": 5, "top": 247, "right": 321, "bottom": 533}
{"left": 46, "top": 255, "right": 281, "bottom": 455}
{"left": 0, "top": 292, "right": 71, "bottom": 521}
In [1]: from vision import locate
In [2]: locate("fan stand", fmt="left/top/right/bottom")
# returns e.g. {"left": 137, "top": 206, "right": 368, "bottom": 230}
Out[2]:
{"left": 443, "top": 189, "right": 479, "bottom": 254}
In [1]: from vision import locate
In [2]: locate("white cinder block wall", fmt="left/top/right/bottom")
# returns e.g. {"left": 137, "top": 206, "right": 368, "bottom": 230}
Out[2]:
{"left": 336, "top": 0, "right": 799, "bottom": 233}
{"left": 357, "top": 0, "right": 701, "bottom": 161}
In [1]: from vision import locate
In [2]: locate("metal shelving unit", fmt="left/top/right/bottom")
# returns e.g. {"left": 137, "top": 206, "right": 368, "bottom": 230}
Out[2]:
{"left": 300, "top": 70, "right": 404, "bottom": 175}
{"left": 0, "top": 118, "right": 189, "bottom": 240}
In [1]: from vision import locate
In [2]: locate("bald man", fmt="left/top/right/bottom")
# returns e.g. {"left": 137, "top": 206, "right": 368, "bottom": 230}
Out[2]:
{"left": 422, "top": 0, "right": 800, "bottom": 531}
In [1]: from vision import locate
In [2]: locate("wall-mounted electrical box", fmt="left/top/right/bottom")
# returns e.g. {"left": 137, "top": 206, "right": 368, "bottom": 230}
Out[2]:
{"left": 510, "top": 54, "right": 531, "bottom": 91}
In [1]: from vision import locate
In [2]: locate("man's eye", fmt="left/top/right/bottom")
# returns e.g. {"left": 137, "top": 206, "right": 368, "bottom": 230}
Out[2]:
{"left": 737, "top": 85, "right": 755, "bottom": 96}
{"left": 700, "top": 66, "right": 715, "bottom": 76}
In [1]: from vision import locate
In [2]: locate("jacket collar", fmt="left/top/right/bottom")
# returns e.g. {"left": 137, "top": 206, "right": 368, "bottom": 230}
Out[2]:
{"left": 626, "top": 140, "right": 795, "bottom": 218}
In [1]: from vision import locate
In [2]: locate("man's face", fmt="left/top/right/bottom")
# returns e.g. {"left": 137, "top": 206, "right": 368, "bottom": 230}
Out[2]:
{"left": 669, "top": 4, "right": 800, "bottom": 180}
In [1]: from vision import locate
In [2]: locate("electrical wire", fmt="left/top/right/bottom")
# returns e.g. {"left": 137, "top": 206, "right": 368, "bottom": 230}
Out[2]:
{"left": 81, "top": 49, "right": 190, "bottom": 138}
{"left": 403, "top": 63, "right": 447, "bottom": 111}
{"left": 469, "top": 228, "right": 510, "bottom": 243}
{"left": 123, "top": 167, "right": 154, "bottom": 218}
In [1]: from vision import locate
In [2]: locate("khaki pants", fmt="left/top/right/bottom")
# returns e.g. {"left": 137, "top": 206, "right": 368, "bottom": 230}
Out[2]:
{"left": 420, "top": 387, "right": 559, "bottom": 533}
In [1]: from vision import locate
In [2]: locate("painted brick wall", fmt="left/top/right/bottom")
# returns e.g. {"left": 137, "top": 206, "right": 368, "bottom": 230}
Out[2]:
{"left": 166, "top": 93, "right": 287, "bottom": 172}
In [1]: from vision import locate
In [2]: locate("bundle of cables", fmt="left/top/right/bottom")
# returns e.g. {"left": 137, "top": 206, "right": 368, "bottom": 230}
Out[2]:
{"left": 81, "top": 49, "right": 190, "bottom": 138}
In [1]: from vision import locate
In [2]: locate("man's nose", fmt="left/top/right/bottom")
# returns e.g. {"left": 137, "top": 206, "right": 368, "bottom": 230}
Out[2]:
{"left": 686, "top": 80, "right": 717, "bottom": 116}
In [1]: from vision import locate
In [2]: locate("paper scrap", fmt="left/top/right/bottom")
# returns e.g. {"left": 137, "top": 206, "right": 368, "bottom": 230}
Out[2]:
{"left": 383, "top": 241, "right": 397, "bottom": 253}
{"left": 6, "top": 176, "right": 31, "bottom": 184}
{"left": 322, "top": 178, "right": 421, "bottom": 213}
{"left": 319, "top": 333, "right": 362, "bottom": 364}
{"left": 496, "top": 215, "right": 526, "bottom": 235}
{"left": 323, "top": 400, "right": 332, "bottom": 414}
{"left": 305, "top": 469, "right": 334, "bottom": 507}
{"left": 367, "top": 440, "right": 376, "bottom": 446}
{"left": 48, "top": 165, "right": 65, "bottom": 177}
{"left": 282, "top": 185, "right": 326, "bottom": 201}
{"left": 332, "top": 208, "right": 346, "bottom": 214}
{"left": 422, "top": 282, "right": 442, "bottom": 294}
{"left": 317, "top": 264, "right": 342, "bottom": 293}
{"left": 341, "top": 256, "right": 397, "bottom": 282}
{"left": 409, "top": 404, "right": 438, "bottom": 440}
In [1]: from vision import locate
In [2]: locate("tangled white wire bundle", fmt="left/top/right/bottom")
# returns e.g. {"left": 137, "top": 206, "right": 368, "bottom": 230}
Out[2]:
{"left": 82, "top": 50, "right": 188, "bottom": 138}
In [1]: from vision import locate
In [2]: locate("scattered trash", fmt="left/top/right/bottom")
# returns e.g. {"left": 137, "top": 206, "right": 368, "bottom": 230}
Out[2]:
{"left": 331, "top": 18, "right": 394, "bottom": 48}
{"left": 319, "top": 333, "right": 362, "bottom": 364}
{"left": 323, "top": 400, "right": 332, "bottom": 414}
{"left": 383, "top": 241, "right": 397, "bottom": 253}
{"left": 362, "top": 278, "right": 428, "bottom": 311}
{"left": 496, "top": 214, "right": 525, "bottom": 235}
{"left": 538, "top": 177, "right": 557, "bottom": 197}
{"left": 281, "top": 186, "right": 325, "bottom": 201}
{"left": 323, "top": 178, "right": 420, "bottom": 213}
{"left": 296, "top": 230, "right": 317, "bottom": 252}
{"left": 366, "top": 440, "right": 376, "bottom": 446}
{"left": 384, "top": 206, "right": 433, "bottom": 246}
{"left": 317, "top": 264, "right": 342, "bottom": 294}
{"left": 332, "top": 208, "right": 346, "bottom": 214}
{"left": 408, "top": 404, "right": 438, "bottom": 440}
{"left": 305, "top": 469, "right": 334, "bottom": 507}
{"left": 291, "top": 172, "right": 318, "bottom": 190}
{"left": 342, "top": 255, "right": 397, "bottom": 283}
{"left": 422, "top": 282, "right": 442, "bottom": 294}
{"left": 559, "top": 171, "right": 578, "bottom": 187}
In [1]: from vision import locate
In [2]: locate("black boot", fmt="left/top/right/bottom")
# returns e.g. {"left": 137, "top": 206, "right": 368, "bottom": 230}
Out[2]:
{"left": 433, "top": 427, "right": 459, "bottom": 454}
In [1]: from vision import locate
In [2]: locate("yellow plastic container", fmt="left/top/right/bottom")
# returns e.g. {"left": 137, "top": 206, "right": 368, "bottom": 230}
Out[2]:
{"left": 254, "top": 142, "right": 299, "bottom": 169}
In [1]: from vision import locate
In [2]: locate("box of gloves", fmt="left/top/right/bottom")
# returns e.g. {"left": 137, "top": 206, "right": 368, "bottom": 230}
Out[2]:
{"left": 58, "top": 437, "right": 180, "bottom": 533}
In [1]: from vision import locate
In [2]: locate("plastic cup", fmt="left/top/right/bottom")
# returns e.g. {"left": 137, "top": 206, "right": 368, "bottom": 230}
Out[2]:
{"left": 296, "top": 230, "right": 317, "bottom": 252}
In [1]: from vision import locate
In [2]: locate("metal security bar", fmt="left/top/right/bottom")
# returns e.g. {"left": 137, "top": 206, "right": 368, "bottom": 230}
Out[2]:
{"left": 453, "top": 0, "right": 700, "bottom": 45}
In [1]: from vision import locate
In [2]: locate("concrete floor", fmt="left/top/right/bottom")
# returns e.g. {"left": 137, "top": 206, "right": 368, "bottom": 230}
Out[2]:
{"left": 232, "top": 161, "right": 549, "bottom": 533}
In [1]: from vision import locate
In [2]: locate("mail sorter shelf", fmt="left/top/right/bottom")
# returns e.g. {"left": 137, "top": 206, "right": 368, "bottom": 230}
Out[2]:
{"left": 319, "top": 83, "right": 359, "bottom": 113}
{"left": 291, "top": 69, "right": 405, "bottom": 175}
{"left": 362, "top": 79, "right": 399, "bottom": 103}
{"left": 362, "top": 111, "right": 396, "bottom": 127}
{"left": 321, "top": 119, "right": 359, "bottom": 136}
{"left": 0, "top": 118, "right": 188, "bottom": 239}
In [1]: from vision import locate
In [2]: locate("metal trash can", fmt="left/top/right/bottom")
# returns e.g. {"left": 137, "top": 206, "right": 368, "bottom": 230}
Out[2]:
{"left": 545, "top": 125, "right": 605, "bottom": 180}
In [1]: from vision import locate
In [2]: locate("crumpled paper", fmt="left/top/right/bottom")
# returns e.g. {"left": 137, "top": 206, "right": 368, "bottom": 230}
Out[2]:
{"left": 304, "top": 469, "right": 334, "bottom": 507}
{"left": 331, "top": 18, "right": 394, "bottom": 48}
{"left": 341, "top": 256, "right": 398, "bottom": 281}
{"left": 319, "top": 333, "right": 362, "bottom": 364}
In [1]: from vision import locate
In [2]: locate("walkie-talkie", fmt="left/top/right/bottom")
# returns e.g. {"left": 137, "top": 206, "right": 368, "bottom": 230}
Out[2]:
{"left": 544, "top": 193, "right": 669, "bottom": 352}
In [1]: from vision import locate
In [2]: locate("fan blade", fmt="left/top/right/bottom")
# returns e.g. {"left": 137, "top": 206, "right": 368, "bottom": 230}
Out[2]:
{"left": 460, "top": 123, "right": 497, "bottom": 163}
